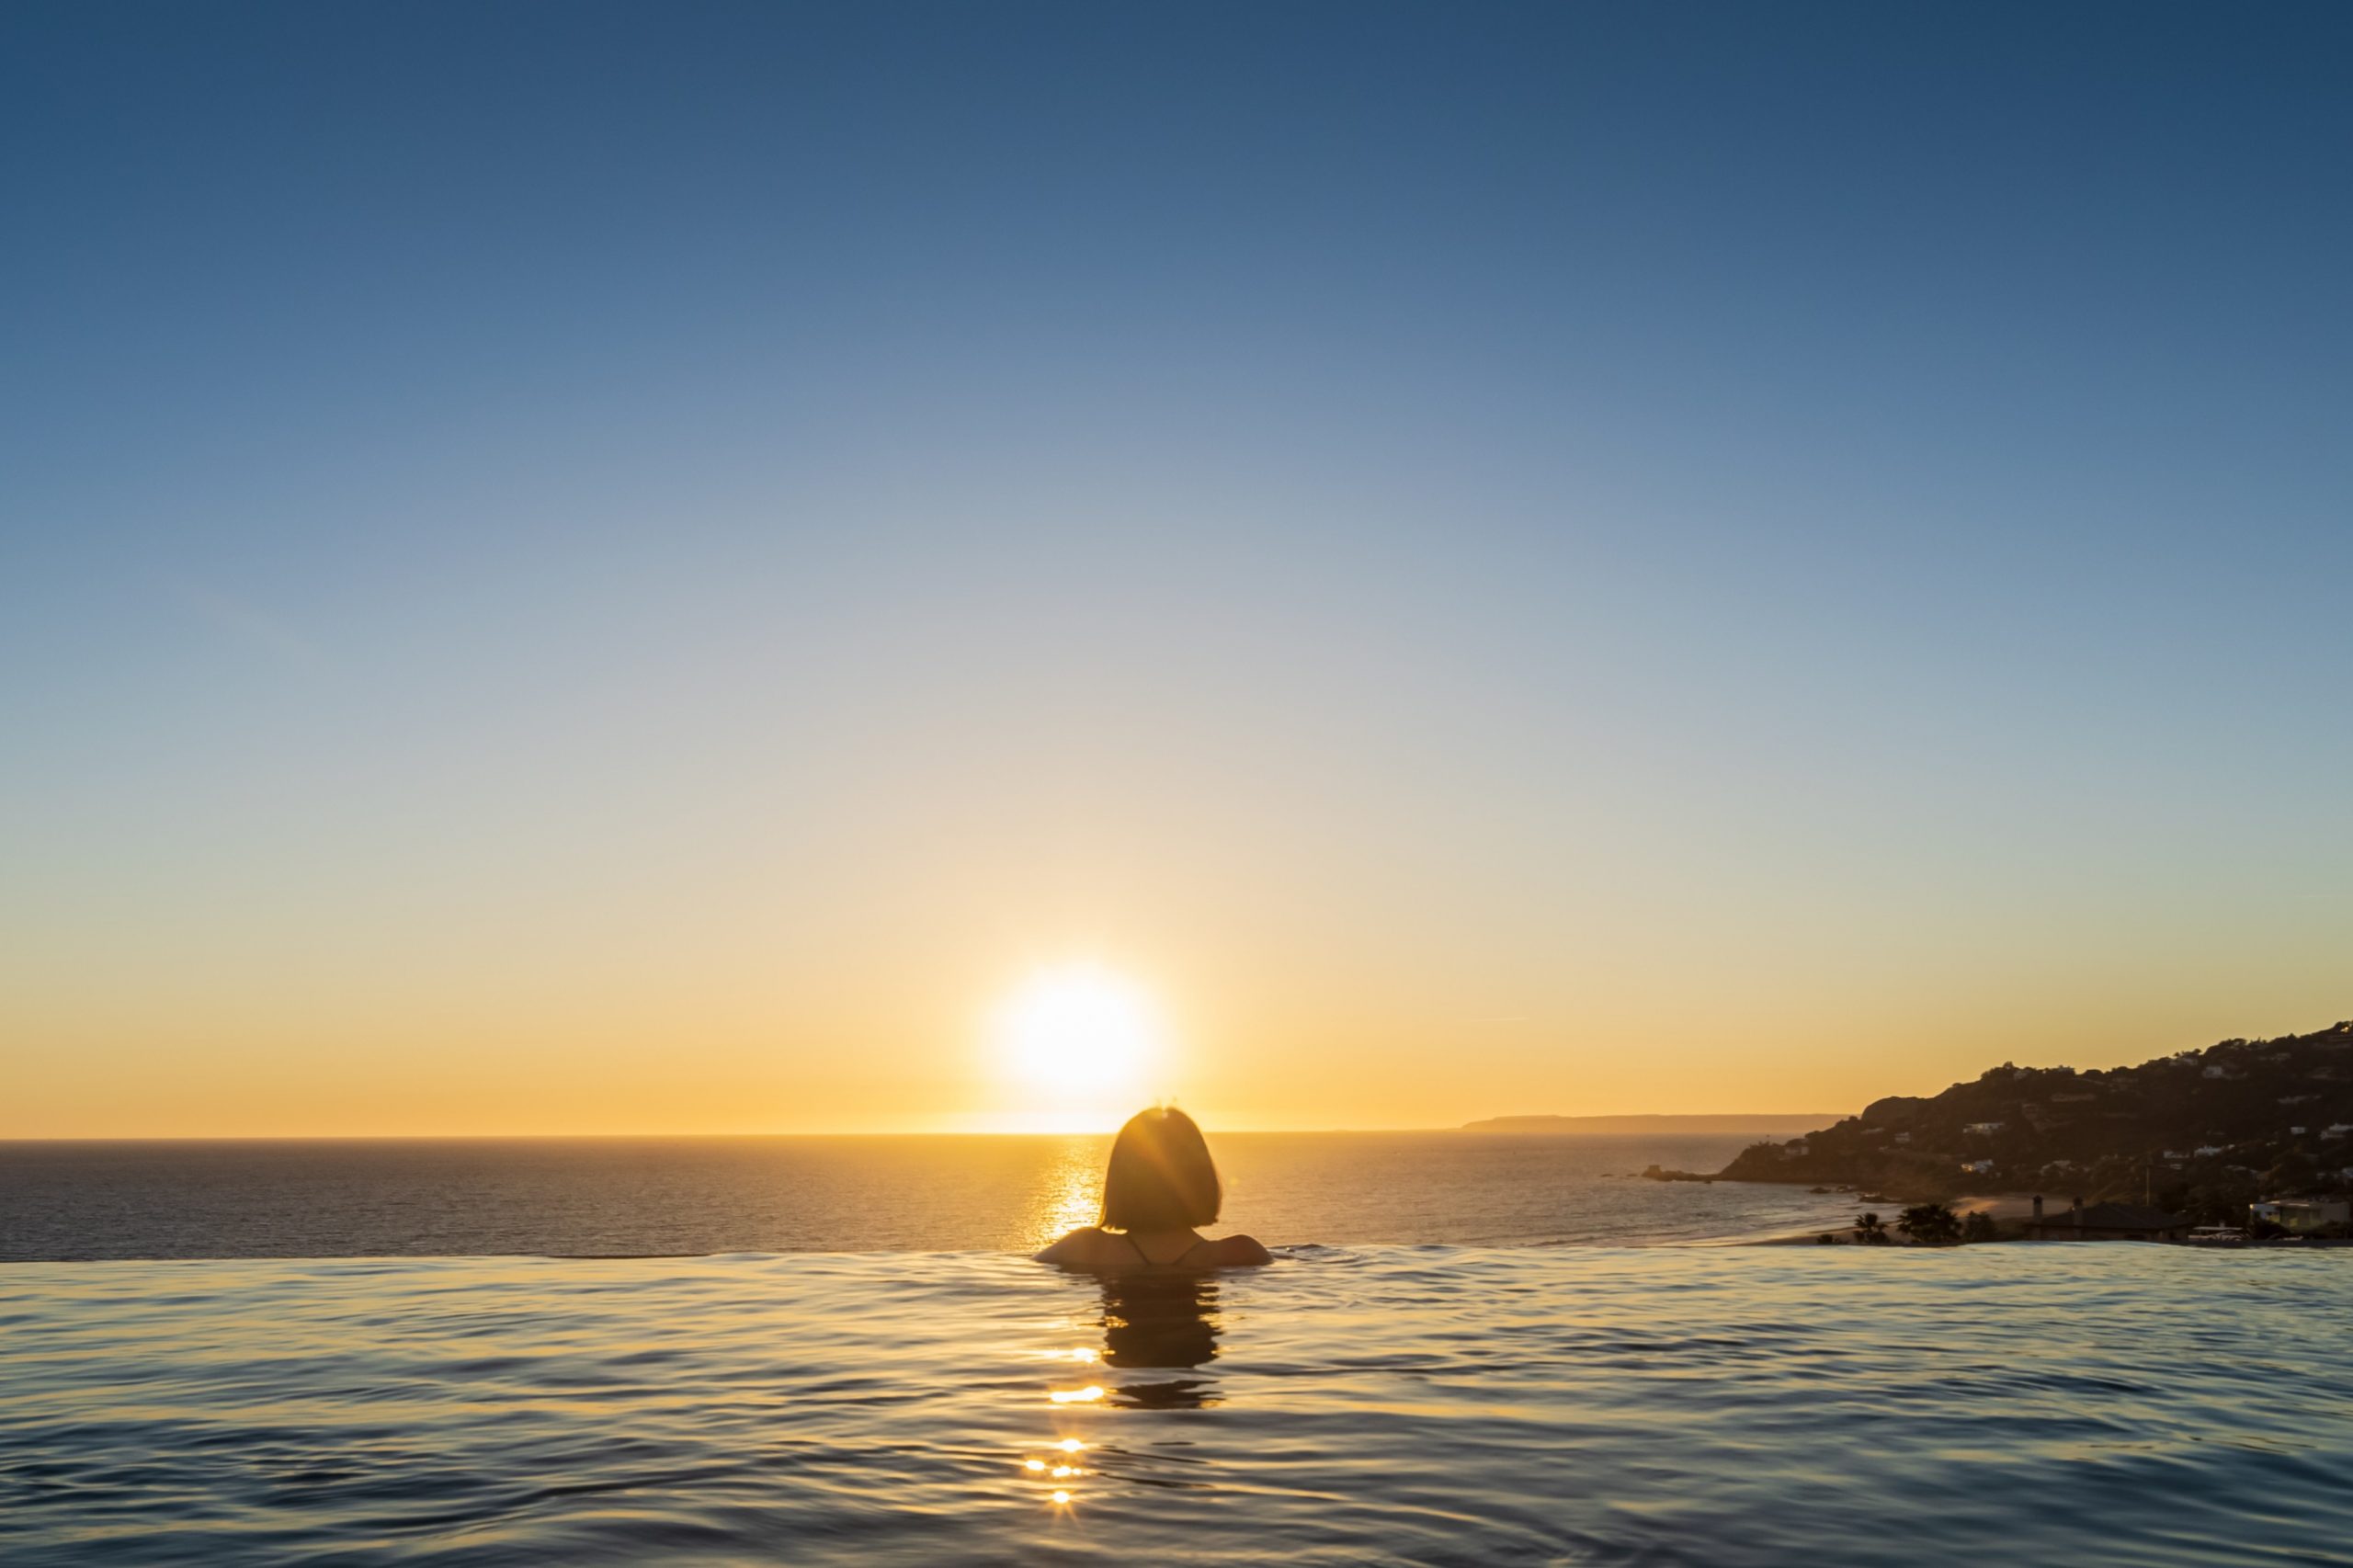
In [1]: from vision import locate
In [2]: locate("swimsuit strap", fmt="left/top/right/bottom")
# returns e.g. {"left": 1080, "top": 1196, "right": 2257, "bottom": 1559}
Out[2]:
{"left": 1123, "top": 1233, "right": 1211, "bottom": 1268}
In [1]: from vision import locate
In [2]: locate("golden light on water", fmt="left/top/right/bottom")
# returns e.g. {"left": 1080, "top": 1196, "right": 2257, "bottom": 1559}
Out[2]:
{"left": 1022, "top": 1435, "right": 1090, "bottom": 1506}
{"left": 1011, "top": 1143, "right": 1106, "bottom": 1252}
{"left": 1043, "top": 1167, "right": 1101, "bottom": 1239}
{"left": 1022, "top": 1351, "right": 1108, "bottom": 1510}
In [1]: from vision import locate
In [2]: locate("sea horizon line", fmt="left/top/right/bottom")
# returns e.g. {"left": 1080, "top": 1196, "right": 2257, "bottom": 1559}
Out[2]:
{"left": 0, "top": 1115, "right": 1852, "bottom": 1144}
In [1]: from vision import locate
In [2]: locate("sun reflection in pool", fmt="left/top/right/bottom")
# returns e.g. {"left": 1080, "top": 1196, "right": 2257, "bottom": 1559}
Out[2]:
{"left": 1020, "top": 1273, "right": 1233, "bottom": 1513}
{"left": 1027, "top": 1385, "right": 1104, "bottom": 1506}
{"left": 1021, "top": 1432, "right": 1091, "bottom": 1507}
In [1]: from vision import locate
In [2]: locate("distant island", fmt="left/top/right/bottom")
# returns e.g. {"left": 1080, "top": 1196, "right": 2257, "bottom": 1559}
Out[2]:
{"left": 1463, "top": 1113, "right": 1848, "bottom": 1136}
{"left": 1710, "top": 1020, "right": 2353, "bottom": 1227}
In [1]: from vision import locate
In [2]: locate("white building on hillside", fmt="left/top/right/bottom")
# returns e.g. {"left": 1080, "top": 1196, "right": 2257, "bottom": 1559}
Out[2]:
{"left": 2252, "top": 1199, "right": 2351, "bottom": 1233}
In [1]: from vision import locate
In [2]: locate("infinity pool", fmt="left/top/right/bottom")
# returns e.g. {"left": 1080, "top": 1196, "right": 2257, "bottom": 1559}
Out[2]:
{"left": 5, "top": 1245, "right": 2347, "bottom": 1565}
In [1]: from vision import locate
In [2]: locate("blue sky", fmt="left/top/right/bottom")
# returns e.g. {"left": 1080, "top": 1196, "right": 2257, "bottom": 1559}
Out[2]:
{"left": 4, "top": 3, "right": 2347, "bottom": 1133}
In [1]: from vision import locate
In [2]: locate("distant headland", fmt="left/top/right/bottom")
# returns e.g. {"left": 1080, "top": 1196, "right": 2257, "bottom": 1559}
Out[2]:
{"left": 1708, "top": 1020, "right": 2353, "bottom": 1228}
{"left": 1462, "top": 1113, "right": 1849, "bottom": 1136}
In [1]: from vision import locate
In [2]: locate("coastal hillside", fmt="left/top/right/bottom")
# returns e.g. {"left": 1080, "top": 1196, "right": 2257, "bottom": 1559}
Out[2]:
{"left": 1714, "top": 1022, "right": 2353, "bottom": 1223}
{"left": 1464, "top": 1114, "right": 1844, "bottom": 1135}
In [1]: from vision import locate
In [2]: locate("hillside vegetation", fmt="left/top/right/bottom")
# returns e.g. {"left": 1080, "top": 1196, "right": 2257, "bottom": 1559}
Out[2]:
{"left": 1715, "top": 1022, "right": 2353, "bottom": 1225}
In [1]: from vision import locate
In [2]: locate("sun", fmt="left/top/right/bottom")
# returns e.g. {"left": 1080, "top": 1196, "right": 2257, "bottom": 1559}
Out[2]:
{"left": 992, "top": 961, "right": 1165, "bottom": 1108}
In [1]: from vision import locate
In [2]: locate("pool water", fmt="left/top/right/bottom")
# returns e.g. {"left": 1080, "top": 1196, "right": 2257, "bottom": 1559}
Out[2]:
{"left": 5, "top": 1245, "right": 2348, "bottom": 1565}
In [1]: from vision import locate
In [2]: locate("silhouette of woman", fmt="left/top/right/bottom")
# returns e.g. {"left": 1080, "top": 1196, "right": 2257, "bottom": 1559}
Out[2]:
{"left": 1033, "top": 1107, "right": 1272, "bottom": 1274}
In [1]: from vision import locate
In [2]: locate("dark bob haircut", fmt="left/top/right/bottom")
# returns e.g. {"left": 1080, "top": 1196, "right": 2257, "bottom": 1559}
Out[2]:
{"left": 1100, "top": 1107, "right": 1222, "bottom": 1232}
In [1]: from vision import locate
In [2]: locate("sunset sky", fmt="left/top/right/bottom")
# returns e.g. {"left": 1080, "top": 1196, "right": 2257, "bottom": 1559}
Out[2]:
{"left": 5, "top": 4, "right": 2348, "bottom": 1137}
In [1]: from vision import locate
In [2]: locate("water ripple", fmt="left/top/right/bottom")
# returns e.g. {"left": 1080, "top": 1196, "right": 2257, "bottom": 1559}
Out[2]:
{"left": 3, "top": 1248, "right": 2351, "bottom": 1565}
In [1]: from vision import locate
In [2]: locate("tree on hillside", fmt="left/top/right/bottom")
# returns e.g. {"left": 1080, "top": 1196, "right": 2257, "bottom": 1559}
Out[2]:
{"left": 1899, "top": 1203, "right": 1962, "bottom": 1245}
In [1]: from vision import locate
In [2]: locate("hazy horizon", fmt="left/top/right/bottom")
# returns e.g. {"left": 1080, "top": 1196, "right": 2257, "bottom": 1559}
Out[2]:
{"left": 0, "top": 1110, "right": 1859, "bottom": 1142}
{"left": 6, "top": 4, "right": 2347, "bottom": 1139}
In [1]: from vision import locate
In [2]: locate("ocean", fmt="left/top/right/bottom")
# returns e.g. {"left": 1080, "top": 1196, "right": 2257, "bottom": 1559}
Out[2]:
{"left": 0, "top": 1131, "right": 1868, "bottom": 1261}
{"left": 6, "top": 1245, "right": 2350, "bottom": 1565}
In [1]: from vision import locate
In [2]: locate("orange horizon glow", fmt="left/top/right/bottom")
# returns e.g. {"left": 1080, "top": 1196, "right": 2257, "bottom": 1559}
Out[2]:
{"left": 7, "top": 938, "right": 2345, "bottom": 1141}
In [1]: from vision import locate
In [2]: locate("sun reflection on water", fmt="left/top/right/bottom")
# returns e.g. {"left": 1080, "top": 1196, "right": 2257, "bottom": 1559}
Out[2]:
{"left": 1011, "top": 1130, "right": 1110, "bottom": 1252}
{"left": 1019, "top": 1274, "right": 1231, "bottom": 1515}
{"left": 1014, "top": 1136, "right": 1144, "bottom": 1507}
{"left": 1019, "top": 1429, "right": 1093, "bottom": 1508}
{"left": 1024, "top": 1147, "right": 1105, "bottom": 1254}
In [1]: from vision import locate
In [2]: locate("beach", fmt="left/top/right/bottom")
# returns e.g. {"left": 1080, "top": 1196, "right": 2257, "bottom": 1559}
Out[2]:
{"left": 1744, "top": 1193, "right": 2041, "bottom": 1245}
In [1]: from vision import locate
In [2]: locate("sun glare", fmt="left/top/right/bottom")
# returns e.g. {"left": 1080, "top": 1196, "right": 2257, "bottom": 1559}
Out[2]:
{"left": 992, "top": 962, "right": 1165, "bottom": 1115}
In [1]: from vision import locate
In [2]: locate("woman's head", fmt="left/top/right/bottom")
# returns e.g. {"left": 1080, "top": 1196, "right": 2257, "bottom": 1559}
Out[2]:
{"left": 1100, "top": 1107, "right": 1222, "bottom": 1232}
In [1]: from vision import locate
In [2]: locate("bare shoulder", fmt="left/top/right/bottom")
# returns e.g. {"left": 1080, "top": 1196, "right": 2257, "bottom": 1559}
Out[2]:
{"left": 1214, "top": 1233, "right": 1273, "bottom": 1267}
{"left": 1033, "top": 1226, "right": 1111, "bottom": 1267}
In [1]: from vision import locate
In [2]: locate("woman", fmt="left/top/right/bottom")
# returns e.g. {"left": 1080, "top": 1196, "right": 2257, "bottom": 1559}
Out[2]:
{"left": 1034, "top": 1107, "right": 1273, "bottom": 1272}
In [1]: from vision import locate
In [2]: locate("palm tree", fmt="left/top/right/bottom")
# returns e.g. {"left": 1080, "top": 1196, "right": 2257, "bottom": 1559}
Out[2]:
{"left": 1853, "top": 1211, "right": 1889, "bottom": 1244}
{"left": 1899, "top": 1203, "right": 1962, "bottom": 1246}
